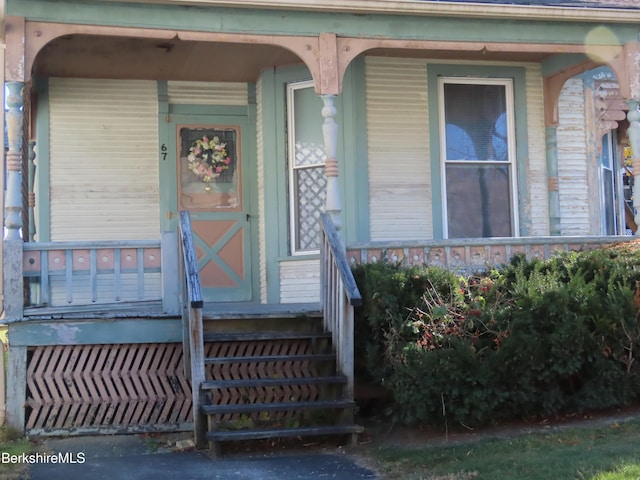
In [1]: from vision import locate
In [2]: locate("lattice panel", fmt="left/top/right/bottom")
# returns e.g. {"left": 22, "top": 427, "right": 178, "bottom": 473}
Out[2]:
{"left": 295, "top": 167, "right": 327, "bottom": 251}
{"left": 24, "top": 338, "right": 333, "bottom": 432}
{"left": 25, "top": 343, "right": 192, "bottom": 432}
{"left": 205, "top": 339, "right": 324, "bottom": 423}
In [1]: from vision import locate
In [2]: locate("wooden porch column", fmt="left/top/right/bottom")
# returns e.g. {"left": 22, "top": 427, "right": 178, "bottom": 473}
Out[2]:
{"left": 545, "top": 126, "right": 561, "bottom": 235}
{"left": 321, "top": 94, "right": 342, "bottom": 230}
{"left": 3, "top": 81, "right": 25, "bottom": 320}
{"left": 619, "top": 43, "right": 640, "bottom": 233}
{"left": 5, "top": 82, "right": 24, "bottom": 240}
{"left": 628, "top": 100, "right": 640, "bottom": 233}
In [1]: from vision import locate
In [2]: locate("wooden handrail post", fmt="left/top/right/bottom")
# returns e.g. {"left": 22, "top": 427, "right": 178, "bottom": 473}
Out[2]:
{"left": 319, "top": 213, "right": 361, "bottom": 427}
{"left": 178, "top": 211, "right": 206, "bottom": 448}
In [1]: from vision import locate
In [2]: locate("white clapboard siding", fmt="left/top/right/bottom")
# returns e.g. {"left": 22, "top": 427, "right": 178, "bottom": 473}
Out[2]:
{"left": 49, "top": 78, "right": 159, "bottom": 241}
{"left": 167, "top": 81, "right": 248, "bottom": 105}
{"left": 256, "top": 76, "right": 268, "bottom": 304}
{"left": 49, "top": 274, "right": 162, "bottom": 307}
{"left": 365, "top": 57, "right": 432, "bottom": 241}
{"left": 557, "top": 78, "right": 591, "bottom": 236}
{"left": 525, "top": 64, "right": 550, "bottom": 236}
{"left": 279, "top": 259, "right": 320, "bottom": 304}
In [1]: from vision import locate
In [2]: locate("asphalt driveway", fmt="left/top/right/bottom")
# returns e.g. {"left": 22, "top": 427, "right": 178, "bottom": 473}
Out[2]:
{"left": 29, "top": 433, "right": 378, "bottom": 480}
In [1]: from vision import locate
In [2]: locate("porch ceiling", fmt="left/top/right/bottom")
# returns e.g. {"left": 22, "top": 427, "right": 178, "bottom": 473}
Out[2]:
{"left": 32, "top": 34, "right": 558, "bottom": 82}
{"left": 365, "top": 47, "right": 550, "bottom": 63}
{"left": 32, "top": 35, "right": 302, "bottom": 81}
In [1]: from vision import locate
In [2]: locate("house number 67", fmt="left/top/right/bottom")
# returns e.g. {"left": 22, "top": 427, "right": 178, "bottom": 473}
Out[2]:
{"left": 161, "top": 144, "right": 167, "bottom": 161}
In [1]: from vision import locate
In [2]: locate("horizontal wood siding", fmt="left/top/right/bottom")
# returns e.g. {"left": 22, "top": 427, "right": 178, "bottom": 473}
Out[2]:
{"left": 525, "top": 64, "right": 550, "bottom": 236}
{"left": 167, "top": 81, "right": 248, "bottom": 105}
{"left": 279, "top": 259, "right": 320, "bottom": 304}
{"left": 557, "top": 78, "right": 591, "bottom": 236}
{"left": 49, "top": 78, "right": 160, "bottom": 241}
{"left": 365, "top": 57, "right": 432, "bottom": 241}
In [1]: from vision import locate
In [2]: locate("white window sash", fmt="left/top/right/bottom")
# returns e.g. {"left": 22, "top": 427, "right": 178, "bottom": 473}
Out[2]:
{"left": 438, "top": 76, "right": 519, "bottom": 238}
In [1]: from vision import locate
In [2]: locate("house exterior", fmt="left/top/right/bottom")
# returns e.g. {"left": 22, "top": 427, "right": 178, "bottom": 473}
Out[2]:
{"left": 2, "top": 0, "right": 640, "bottom": 444}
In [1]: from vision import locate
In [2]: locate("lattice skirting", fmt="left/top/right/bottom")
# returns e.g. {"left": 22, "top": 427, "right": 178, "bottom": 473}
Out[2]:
{"left": 26, "top": 343, "right": 192, "bottom": 433}
{"left": 207, "top": 339, "right": 322, "bottom": 424}
{"left": 25, "top": 340, "right": 326, "bottom": 433}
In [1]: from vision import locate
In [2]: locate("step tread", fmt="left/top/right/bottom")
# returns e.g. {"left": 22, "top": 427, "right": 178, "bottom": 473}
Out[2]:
{"left": 201, "top": 376, "right": 347, "bottom": 389}
{"left": 203, "top": 332, "right": 332, "bottom": 342}
{"left": 204, "top": 353, "right": 336, "bottom": 364}
{"left": 201, "top": 399, "right": 355, "bottom": 415}
{"left": 207, "top": 424, "right": 364, "bottom": 442}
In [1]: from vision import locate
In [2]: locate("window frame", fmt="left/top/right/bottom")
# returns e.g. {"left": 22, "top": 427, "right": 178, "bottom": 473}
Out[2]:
{"left": 599, "top": 130, "right": 625, "bottom": 235}
{"left": 286, "top": 79, "right": 326, "bottom": 256}
{"left": 437, "top": 76, "right": 520, "bottom": 239}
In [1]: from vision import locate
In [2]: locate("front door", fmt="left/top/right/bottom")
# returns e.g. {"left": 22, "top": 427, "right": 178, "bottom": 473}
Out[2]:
{"left": 174, "top": 118, "right": 252, "bottom": 302}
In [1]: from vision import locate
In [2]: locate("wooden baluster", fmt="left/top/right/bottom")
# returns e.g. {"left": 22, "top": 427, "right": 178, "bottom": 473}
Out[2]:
{"left": 137, "top": 248, "right": 145, "bottom": 300}
{"left": 28, "top": 140, "right": 36, "bottom": 242}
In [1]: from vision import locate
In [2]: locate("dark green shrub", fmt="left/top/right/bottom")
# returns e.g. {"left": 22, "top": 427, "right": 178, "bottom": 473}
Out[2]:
{"left": 353, "top": 245, "right": 640, "bottom": 429}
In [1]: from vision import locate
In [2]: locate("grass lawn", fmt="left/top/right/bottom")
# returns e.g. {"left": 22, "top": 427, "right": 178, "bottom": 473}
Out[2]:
{"left": 0, "top": 426, "right": 32, "bottom": 480}
{"left": 360, "top": 418, "right": 640, "bottom": 480}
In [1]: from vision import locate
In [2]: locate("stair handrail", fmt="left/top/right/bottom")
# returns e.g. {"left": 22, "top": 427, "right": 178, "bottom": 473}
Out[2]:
{"left": 178, "top": 211, "right": 207, "bottom": 448}
{"left": 320, "top": 213, "right": 362, "bottom": 405}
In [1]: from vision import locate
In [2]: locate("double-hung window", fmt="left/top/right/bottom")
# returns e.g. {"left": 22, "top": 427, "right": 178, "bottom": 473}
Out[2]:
{"left": 286, "top": 80, "right": 327, "bottom": 254}
{"left": 599, "top": 131, "right": 625, "bottom": 235}
{"left": 439, "top": 77, "right": 518, "bottom": 238}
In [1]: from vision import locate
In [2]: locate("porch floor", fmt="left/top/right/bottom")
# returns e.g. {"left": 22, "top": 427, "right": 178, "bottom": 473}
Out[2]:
{"left": 203, "top": 302, "right": 321, "bottom": 319}
{"left": 20, "top": 301, "right": 321, "bottom": 321}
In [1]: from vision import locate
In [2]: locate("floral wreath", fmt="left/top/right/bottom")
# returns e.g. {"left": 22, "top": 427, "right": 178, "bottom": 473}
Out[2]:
{"left": 186, "top": 135, "right": 233, "bottom": 183}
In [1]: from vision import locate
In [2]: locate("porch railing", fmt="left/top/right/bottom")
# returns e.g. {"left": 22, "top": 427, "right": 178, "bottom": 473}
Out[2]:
{"left": 22, "top": 240, "right": 162, "bottom": 311}
{"left": 319, "top": 213, "right": 362, "bottom": 403}
{"left": 178, "top": 211, "right": 206, "bottom": 449}
{"left": 346, "top": 235, "right": 637, "bottom": 271}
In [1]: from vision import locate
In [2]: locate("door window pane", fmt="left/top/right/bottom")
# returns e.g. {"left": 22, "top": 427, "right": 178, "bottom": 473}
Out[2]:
{"left": 178, "top": 126, "right": 240, "bottom": 210}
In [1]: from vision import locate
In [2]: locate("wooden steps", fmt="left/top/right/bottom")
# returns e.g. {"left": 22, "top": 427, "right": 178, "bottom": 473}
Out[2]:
{"left": 208, "top": 425, "right": 363, "bottom": 442}
{"left": 198, "top": 314, "right": 361, "bottom": 453}
{"left": 202, "top": 399, "right": 356, "bottom": 415}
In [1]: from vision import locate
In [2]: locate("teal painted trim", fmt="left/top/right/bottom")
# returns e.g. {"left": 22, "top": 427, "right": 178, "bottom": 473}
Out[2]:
{"left": 340, "top": 57, "right": 370, "bottom": 244}
{"left": 8, "top": 318, "right": 182, "bottom": 346}
{"left": 274, "top": 65, "right": 316, "bottom": 261}
{"left": 541, "top": 53, "right": 590, "bottom": 77}
{"left": 33, "top": 76, "right": 51, "bottom": 242}
{"left": 157, "top": 80, "right": 177, "bottom": 233}
{"left": 427, "top": 64, "right": 530, "bottom": 239}
{"left": 10, "top": 0, "right": 640, "bottom": 45}
{"left": 261, "top": 63, "right": 358, "bottom": 301}
{"left": 169, "top": 105, "right": 248, "bottom": 117}
{"left": 259, "top": 69, "right": 281, "bottom": 303}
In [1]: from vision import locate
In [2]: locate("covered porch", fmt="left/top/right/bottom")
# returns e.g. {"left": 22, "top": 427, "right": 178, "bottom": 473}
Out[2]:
{"left": 3, "top": 0, "right": 640, "bottom": 446}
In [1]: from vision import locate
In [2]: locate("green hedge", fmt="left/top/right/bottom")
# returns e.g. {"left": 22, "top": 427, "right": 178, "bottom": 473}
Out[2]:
{"left": 353, "top": 246, "right": 640, "bottom": 427}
